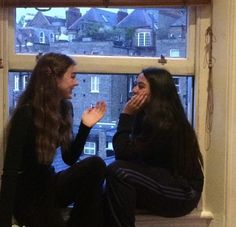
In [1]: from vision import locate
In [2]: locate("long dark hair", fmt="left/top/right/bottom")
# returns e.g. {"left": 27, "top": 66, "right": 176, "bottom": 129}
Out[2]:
{"left": 138, "top": 67, "right": 203, "bottom": 178}
{"left": 10, "top": 52, "right": 76, "bottom": 164}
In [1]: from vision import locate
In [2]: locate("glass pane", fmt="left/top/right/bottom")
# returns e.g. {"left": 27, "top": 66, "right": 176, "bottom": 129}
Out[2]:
{"left": 8, "top": 72, "right": 193, "bottom": 171}
{"left": 15, "top": 7, "right": 187, "bottom": 57}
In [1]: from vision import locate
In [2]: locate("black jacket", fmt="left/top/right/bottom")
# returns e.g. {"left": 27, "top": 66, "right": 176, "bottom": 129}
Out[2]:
{"left": 0, "top": 104, "right": 91, "bottom": 227}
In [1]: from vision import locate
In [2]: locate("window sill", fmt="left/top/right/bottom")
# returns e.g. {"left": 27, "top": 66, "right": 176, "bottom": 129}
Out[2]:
{"left": 135, "top": 209, "right": 213, "bottom": 227}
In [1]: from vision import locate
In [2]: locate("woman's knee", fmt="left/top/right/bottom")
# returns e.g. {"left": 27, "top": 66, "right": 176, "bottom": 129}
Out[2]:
{"left": 108, "top": 160, "right": 130, "bottom": 170}
{"left": 106, "top": 160, "right": 130, "bottom": 179}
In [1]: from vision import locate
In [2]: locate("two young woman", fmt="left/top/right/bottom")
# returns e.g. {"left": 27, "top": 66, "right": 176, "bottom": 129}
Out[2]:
{"left": 0, "top": 53, "right": 203, "bottom": 227}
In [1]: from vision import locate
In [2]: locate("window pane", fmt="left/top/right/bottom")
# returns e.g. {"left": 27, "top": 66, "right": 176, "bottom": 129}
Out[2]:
{"left": 8, "top": 72, "right": 193, "bottom": 171}
{"left": 15, "top": 7, "right": 187, "bottom": 57}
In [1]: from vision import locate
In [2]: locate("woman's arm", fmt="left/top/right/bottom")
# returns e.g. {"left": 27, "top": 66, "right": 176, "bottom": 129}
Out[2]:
{"left": 113, "top": 93, "right": 147, "bottom": 161}
{"left": 113, "top": 113, "right": 139, "bottom": 161}
{"left": 62, "top": 101, "right": 106, "bottom": 165}
{"left": 62, "top": 122, "right": 91, "bottom": 165}
{"left": 0, "top": 106, "right": 32, "bottom": 227}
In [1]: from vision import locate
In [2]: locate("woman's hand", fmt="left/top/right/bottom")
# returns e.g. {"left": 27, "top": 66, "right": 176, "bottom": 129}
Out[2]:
{"left": 82, "top": 101, "right": 107, "bottom": 127}
{"left": 123, "top": 93, "right": 148, "bottom": 115}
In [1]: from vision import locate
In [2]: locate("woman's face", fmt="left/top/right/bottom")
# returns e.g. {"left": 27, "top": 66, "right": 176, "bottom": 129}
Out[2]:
{"left": 57, "top": 65, "right": 78, "bottom": 99}
{"left": 132, "top": 73, "right": 151, "bottom": 102}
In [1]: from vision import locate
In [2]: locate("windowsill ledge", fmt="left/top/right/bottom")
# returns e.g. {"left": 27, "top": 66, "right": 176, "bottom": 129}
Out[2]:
{"left": 12, "top": 209, "right": 213, "bottom": 227}
{"left": 135, "top": 210, "right": 213, "bottom": 227}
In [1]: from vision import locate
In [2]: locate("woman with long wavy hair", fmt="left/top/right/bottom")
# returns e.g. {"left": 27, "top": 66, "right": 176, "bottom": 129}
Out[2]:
{"left": 0, "top": 52, "right": 107, "bottom": 227}
{"left": 105, "top": 67, "right": 203, "bottom": 227}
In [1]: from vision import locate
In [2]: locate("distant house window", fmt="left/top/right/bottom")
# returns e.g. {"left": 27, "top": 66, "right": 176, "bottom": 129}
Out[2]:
{"left": 91, "top": 76, "right": 99, "bottom": 93}
{"left": 137, "top": 32, "right": 151, "bottom": 47}
{"left": 106, "top": 142, "right": 113, "bottom": 150}
{"left": 84, "top": 142, "right": 96, "bottom": 155}
{"left": 173, "top": 78, "right": 180, "bottom": 94}
{"left": 170, "top": 49, "right": 180, "bottom": 57}
{"left": 14, "top": 75, "right": 19, "bottom": 91}
{"left": 22, "top": 75, "right": 29, "bottom": 89}
{"left": 39, "top": 32, "right": 45, "bottom": 43}
{"left": 50, "top": 33, "right": 55, "bottom": 43}
{"left": 128, "top": 77, "right": 133, "bottom": 93}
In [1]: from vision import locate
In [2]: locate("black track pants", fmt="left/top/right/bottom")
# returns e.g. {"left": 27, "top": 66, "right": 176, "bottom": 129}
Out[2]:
{"left": 105, "top": 160, "right": 201, "bottom": 227}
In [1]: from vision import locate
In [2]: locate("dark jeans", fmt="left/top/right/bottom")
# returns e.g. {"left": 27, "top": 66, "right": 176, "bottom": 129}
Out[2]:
{"left": 104, "top": 160, "right": 201, "bottom": 227}
{"left": 14, "top": 156, "right": 106, "bottom": 227}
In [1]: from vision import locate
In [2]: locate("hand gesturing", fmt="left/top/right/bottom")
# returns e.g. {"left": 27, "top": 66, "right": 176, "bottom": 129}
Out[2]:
{"left": 82, "top": 101, "right": 107, "bottom": 127}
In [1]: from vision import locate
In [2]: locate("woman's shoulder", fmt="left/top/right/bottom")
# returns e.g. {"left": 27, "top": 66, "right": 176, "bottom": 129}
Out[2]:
{"left": 60, "top": 99, "right": 73, "bottom": 117}
{"left": 11, "top": 104, "right": 33, "bottom": 121}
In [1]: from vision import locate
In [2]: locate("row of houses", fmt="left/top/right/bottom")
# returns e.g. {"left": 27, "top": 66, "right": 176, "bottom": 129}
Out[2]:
{"left": 12, "top": 7, "right": 189, "bottom": 169}
{"left": 16, "top": 7, "right": 187, "bottom": 57}
{"left": 8, "top": 71, "right": 192, "bottom": 166}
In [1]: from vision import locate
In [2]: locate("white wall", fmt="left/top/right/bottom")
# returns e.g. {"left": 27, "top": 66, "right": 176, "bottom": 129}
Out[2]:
{"left": 205, "top": 0, "right": 236, "bottom": 226}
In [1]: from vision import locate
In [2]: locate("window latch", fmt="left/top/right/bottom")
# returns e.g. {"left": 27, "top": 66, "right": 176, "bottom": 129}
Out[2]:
{"left": 158, "top": 55, "right": 167, "bottom": 65}
{"left": 0, "top": 58, "right": 3, "bottom": 69}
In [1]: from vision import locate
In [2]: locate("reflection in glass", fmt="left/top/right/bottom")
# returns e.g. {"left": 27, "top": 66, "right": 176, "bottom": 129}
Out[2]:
{"left": 15, "top": 7, "right": 187, "bottom": 57}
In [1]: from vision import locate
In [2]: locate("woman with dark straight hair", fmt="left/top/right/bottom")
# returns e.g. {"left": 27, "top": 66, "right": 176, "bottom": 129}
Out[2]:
{"left": 0, "top": 52, "right": 107, "bottom": 227}
{"left": 105, "top": 67, "right": 204, "bottom": 227}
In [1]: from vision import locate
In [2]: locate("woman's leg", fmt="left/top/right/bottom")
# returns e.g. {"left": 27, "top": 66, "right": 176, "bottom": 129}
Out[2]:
{"left": 54, "top": 156, "right": 106, "bottom": 227}
{"left": 14, "top": 190, "right": 66, "bottom": 227}
{"left": 105, "top": 160, "right": 201, "bottom": 227}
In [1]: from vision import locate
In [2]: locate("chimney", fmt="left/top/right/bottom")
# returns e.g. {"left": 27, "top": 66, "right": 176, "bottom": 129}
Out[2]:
{"left": 66, "top": 7, "right": 82, "bottom": 29}
{"left": 117, "top": 9, "right": 128, "bottom": 23}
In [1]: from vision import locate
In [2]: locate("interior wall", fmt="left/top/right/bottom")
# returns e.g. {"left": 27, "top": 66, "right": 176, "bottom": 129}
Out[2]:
{"left": 205, "top": 0, "right": 236, "bottom": 226}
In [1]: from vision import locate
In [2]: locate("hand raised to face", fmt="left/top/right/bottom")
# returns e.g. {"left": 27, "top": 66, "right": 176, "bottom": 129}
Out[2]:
{"left": 82, "top": 101, "right": 107, "bottom": 127}
{"left": 123, "top": 93, "right": 148, "bottom": 115}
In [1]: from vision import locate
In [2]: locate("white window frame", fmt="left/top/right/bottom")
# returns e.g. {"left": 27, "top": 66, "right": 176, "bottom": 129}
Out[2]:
{"left": 22, "top": 74, "right": 28, "bottom": 90}
{"left": 14, "top": 74, "right": 20, "bottom": 91}
{"left": 91, "top": 76, "right": 99, "bottom": 93}
{"left": 84, "top": 142, "right": 96, "bottom": 155}
{"left": 137, "top": 31, "right": 151, "bottom": 47}
{"left": 128, "top": 77, "right": 133, "bottom": 93}
{"left": 39, "top": 31, "right": 45, "bottom": 43}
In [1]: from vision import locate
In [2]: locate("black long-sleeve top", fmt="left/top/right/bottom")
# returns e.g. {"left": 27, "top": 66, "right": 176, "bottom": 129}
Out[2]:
{"left": 0, "top": 104, "right": 91, "bottom": 227}
{"left": 113, "top": 113, "right": 204, "bottom": 193}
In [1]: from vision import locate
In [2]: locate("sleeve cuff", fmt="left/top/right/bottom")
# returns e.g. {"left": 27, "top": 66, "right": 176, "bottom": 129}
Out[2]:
{"left": 117, "top": 113, "right": 135, "bottom": 131}
{"left": 78, "top": 121, "right": 92, "bottom": 132}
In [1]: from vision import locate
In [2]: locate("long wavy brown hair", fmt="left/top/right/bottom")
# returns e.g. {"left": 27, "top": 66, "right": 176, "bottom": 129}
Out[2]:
{"left": 12, "top": 53, "right": 76, "bottom": 164}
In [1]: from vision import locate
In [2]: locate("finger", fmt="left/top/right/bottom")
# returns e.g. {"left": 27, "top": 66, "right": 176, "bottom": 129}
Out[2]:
{"left": 96, "top": 101, "right": 106, "bottom": 112}
{"left": 130, "top": 94, "right": 144, "bottom": 106}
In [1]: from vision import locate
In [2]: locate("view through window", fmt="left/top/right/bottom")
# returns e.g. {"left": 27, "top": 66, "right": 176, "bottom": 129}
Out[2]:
{"left": 9, "top": 6, "right": 193, "bottom": 171}
{"left": 8, "top": 72, "right": 193, "bottom": 171}
{"left": 15, "top": 7, "right": 187, "bottom": 57}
